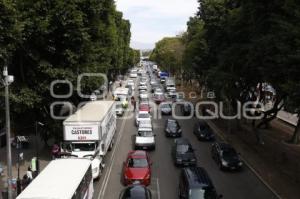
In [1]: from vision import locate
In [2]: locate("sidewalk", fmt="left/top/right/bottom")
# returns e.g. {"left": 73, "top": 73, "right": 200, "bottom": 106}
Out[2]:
{"left": 0, "top": 135, "right": 51, "bottom": 198}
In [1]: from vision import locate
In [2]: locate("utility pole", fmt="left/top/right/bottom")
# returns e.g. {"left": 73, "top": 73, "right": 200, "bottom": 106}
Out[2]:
{"left": 3, "top": 66, "right": 14, "bottom": 199}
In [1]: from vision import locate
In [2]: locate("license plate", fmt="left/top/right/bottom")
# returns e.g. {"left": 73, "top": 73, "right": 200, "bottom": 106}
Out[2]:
{"left": 143, "top": 146, "right": 147, "bottom": 149}
{"left": 231, "top": 167, "right": 235, "bottom": 169}
{"left": 184, "top": 163, "right": 189, "bottom": 166}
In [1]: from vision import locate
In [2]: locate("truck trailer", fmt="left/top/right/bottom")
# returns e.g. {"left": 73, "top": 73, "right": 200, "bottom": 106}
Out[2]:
{"left": 61, "top": 101, "right": 116, "bottom": 179}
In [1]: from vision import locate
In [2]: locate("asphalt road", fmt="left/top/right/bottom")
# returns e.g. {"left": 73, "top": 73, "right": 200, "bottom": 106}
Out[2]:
{"left": 93, "top": 75, "right": 278, "bottom": 199}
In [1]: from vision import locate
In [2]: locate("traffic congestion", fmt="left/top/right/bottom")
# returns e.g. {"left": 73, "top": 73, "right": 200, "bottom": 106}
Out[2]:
{"left": 15, "top": 61, "right": 278, "bottom": 199}
{"left": 94, "top": 61, "right": 278, "bottom": 199}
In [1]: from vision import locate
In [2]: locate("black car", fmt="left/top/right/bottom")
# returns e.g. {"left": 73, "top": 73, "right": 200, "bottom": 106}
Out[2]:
{"left": 193, "top": 120, "right": 215, "bottom": 141}
{"left": 181, "top": 102, "right": 192, "bottom": 116}
{"left": 179, "top": 167, "right": 222, "bottom": 199}
{"left": 211, "top": 142, "right": 243, "bottom": 170}
{"left": 172, "top": 138, "right": 197, "bottom": 166}
{"left": 119, "top": 185, "right": 152, "bottom": 199}
{"left": 160, "top": 102, "right": 172, "bottom": 115}
{"left": 165, "top": 119, "right": 182, "bottom": 137}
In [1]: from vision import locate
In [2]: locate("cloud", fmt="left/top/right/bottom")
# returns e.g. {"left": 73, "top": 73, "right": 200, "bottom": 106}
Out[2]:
{"left": 115, "top": 0, "right": 199, "bottom": 49}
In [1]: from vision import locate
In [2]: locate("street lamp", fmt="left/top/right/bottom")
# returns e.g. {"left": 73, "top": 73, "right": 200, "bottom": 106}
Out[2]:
{"left": 1, "top": 66, "right": 14, "bottom": 199}
{"left": 35, "top": 121, "right": 44, "bottom": 175}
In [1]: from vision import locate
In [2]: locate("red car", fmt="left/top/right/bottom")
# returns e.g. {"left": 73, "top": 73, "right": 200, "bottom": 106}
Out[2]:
{"left": 139, "top": 103, "right": 151, "bottom": 113}
{"left": 122, "top": 150, "right": 152, "bottom": 186}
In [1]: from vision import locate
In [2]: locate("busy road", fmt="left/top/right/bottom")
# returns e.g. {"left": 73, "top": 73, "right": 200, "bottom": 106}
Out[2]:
{"left": 92, "top": 64, "right": 278, "bottom": 199}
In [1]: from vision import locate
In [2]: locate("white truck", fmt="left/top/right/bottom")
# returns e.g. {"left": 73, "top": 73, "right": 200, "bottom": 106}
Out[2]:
{"left": 61, "top": 101, "right": 116, "bottom": 179}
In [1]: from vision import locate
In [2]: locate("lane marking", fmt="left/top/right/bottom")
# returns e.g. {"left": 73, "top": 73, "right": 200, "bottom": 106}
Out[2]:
{"left": 98, "top": 111, "right": 128, "bottom": 199}
{"left": 156, "top": 178, "right": 161, "bottom": 199}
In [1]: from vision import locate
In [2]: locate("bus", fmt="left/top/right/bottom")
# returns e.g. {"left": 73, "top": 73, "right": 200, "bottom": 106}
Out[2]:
{"left": 17, "top": 158, "right": 93, "bottom": 199}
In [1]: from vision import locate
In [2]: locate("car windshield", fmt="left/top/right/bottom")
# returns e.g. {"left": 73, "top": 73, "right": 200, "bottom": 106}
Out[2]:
{"left": 177, "top": 144, "right": 193, "bottom": 154}
{"left": 138, "top": 131, "right": 153, "bottom": 137}
{"left": 189, "top": 187, "right": 218, "bottom": 199}
{"left": 139, "top": 113, "right": 150, "bottom": 118}
{"left": 222, "top": 148, "right": 237, "bottom": 158}
{"left": 72, "top": 143, "right": 96, "bottom": 152}
{"left": 116, "top": 104, "right": 123, "bottom": 109}
{"left": 161, "top": 104, "right": 171, "bottom": 108}
{"left": 122, "top": 188, "right": 148, "bottom": 199}
{"left": 168, "top": 121, "right": 178, "bottom": 128}
{"left": 128, "top": 158, "right": 148, "bottom": 168}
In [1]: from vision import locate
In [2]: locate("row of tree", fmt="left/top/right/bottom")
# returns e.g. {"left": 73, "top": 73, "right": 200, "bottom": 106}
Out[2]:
{"left": 0, "top": 0, "right": 139, "bottom": 141}
{"left": 151, "top": 0, "right": 300, "bottom": 144}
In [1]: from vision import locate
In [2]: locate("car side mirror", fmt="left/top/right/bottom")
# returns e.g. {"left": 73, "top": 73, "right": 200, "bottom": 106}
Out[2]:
{"left": 154, "top": 134, "right": 157, "bottom": 137}
{"left": 219, "top": 194, "right": 223, "bottom": 198}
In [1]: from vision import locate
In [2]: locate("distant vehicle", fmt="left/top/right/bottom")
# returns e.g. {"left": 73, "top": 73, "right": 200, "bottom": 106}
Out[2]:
{"left": 134, "top": 123, "right": 156, "bottom": 150}
{"left": 61, "top": 101, "right": 116, "bottom": 179}
{"left": 127, "top": 79, "right": 135, "bottom": 87}
{"left": 139, "top": 90, "right": 148, "bottom": 99}
{"left": 152, "top": 64, "right": 158, "bottom": 71}
{"left": 151, "top": 84, "right": 160, "bottom": 93}
{"left": 17, "top": 159, "right": 94, "bottom": 199}
{"left": 90, "top": 93, "right": 97, "bottom": 101}
{"left": 138, "top": 85, "right": 148, "bottom": 91}
{"left": 165, "top": 119, "right": 182, "bottom": 137}
{"left": 139, "top": 103, "right": 151, "bottom": 113}
{"left": 181, "top": 103, "right": 192, "bottom": 116}
{"left": 122, "top": 151, "right": 152, "bottom": 186}
{"left": 130, "top": 72, "right": 138, "bottom": 78}
{"left": 153, "top": 93, "right": 165, "bottom": 104}
{"left": 150, "top": 79, "right": 157, "bottom": 86}
{"left": 160, "top": 102, "right": 172, "bottom": 115}
{"left": 193, "top": 120, "right": 215, "bottom": 141}
{"left": 179, "top": 167, "right": 222, "bottom": 199}
{"left": 166, "top": 90, "right": 177, "bottom": 100}
{"left": 211, "top": 142, "right": 243, "bottom": 170}
{"left": 159, "top": 71, "right": 169, "bottom": 83}
{"left": 119, "top": 185, "right": 152, "bottom": 199}
{"left": 114, "top": 87, "right": 129, "bottom": 108}
{"left": 115, "top": 103, "right": 125, "bottom": 116}
{"left": 175, "top": 92, "right": 185, "bottom": 103}
{"left": 172, "top": 138, "right": 197, "bottom": 167}
{"left": 135, "top": 111, "right": 151, "bottom": 126}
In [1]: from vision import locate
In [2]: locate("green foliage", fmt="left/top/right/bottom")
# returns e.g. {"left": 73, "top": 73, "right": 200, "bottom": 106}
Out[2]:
{"left": 0, "top": 0, "right": 134, "bottom": 138}
{"left": 150, "top": 37, "right": 185, "bottom": 75}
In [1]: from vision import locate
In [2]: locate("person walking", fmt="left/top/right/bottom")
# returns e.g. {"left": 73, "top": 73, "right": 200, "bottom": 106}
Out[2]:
{"left": 131, "top": 96, "right": 136, "bottom": 111}
{"left": 26, "top": 166, "right": 33, "bottom": 181}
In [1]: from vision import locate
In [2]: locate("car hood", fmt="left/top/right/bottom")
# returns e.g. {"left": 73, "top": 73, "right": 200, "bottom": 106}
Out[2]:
{"left": 136, "top": 136, "right": 155, "bottom": 144}
{"left": 168, "top": 127, "right": 179, "bottom": 133}
{"left": 125, "top": 168, "right": 150, "bottom": 179}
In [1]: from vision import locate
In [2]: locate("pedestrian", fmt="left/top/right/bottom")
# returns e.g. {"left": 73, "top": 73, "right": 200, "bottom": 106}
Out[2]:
{"left": 26, "top": 166, "right": 33, "bottom": 181}
{"left": 21, "top": 174, "right": 30, "bottom": 190}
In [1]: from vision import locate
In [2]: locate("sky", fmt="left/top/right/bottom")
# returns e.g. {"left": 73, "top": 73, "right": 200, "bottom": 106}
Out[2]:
{"left": 115, "top": 0, "right": 199, "bottom": 49}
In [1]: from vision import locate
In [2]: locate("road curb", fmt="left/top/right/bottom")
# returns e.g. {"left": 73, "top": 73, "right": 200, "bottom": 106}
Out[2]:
{"left": 206, "top": 120, "right": 282, "bottom": 199}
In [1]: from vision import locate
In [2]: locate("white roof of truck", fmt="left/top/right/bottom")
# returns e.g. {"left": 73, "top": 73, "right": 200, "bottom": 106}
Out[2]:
{"left": 64, "top": 101, "right": 114, "bottom": 123}
{"left": 17, "top": 159, "right": 91, "bottom": 199}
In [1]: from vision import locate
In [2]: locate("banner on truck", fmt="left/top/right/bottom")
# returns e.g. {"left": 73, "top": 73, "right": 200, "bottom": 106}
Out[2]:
{"left": 64, "top": 125, "right": 99, "bottom": 141}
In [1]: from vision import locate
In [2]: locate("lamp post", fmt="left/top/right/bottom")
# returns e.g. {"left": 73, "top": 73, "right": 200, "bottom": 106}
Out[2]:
{"left": 16, "top": 137, "right": 23, "bottom": 195}
{"left": 35, "top": 121, "right": 44, "bottom": 175}
{"left": 2, "top": 66, "right": 14, "bottom": 199}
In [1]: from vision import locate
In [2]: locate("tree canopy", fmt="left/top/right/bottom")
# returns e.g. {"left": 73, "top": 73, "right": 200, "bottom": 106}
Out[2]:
{"left": 0, "top": 0, "right": 139, "bottom": 141}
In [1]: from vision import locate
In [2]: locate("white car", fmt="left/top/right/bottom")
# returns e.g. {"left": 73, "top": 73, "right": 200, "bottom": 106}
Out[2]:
{"left": 138, "top": 85, "right": 147, "bottom": 91}
{"left": 130, "top": 72, "right": 138, "bottom": 78}
{"left": 127, "top": 79, "right": 135, "bottom": 87}
{"left": 139, "top": 91, "right": 148, "bottom": 99}
{"left": 139, "top": 81, "right": 147, "bottom": 86}
{"left": 135, "top": 111, "right": 151, "bottom": 126}
{"left": 134, "top": 125, "right": 155, "bottom": 150}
